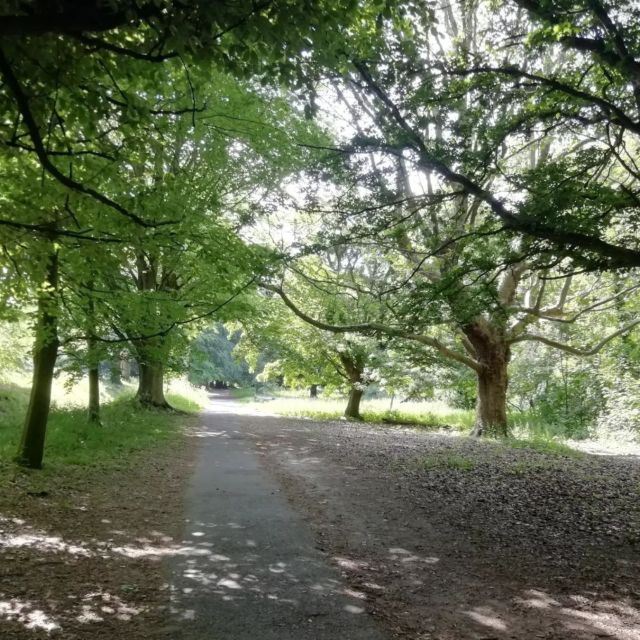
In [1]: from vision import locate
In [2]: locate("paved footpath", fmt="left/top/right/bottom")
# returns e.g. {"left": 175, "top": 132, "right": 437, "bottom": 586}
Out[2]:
{"left": 165, "top": 394, "right": 387, "bottom": 639}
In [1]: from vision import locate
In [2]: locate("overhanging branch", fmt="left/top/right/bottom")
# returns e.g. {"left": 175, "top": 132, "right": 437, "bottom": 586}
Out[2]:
{"left": 264, "top": 283, "right": 482, "bottom": 372}
{"left": 509, "top": 319, "right": 640, "bottom": 355}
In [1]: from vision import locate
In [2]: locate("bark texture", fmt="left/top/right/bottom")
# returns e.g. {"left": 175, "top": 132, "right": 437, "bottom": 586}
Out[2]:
{"left": 136, "top": 360, "right": 169, "bottom": 408}
{"left": 17, "top": 250, "right": 59, "bottom": 468}
{"left": 340, "top": 353, "right": 366, "bottom": 420}
{"left": 88, "top": 361, "right": 101, "bottom": 424}
{"left": 464, "top": 320, "right": 510, "bottom": 438}
{"left": 344, "top": 387, "right": 364, "bottom": 420}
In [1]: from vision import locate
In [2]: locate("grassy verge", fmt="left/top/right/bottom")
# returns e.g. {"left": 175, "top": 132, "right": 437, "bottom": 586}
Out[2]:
{"left": 0, "top": 378, "right": 205, "bottom": 471}
{"left": 241, "top": 394, "right": 475, "bottom": 431}
{"left": 239, "top": 391, "right": 586, "bottom": 455}
{"left": 502, "top": 436, "right": 582, "bottom": 457}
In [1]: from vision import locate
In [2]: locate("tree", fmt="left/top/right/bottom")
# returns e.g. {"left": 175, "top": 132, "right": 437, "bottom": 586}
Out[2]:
{"left": 259, "top": 0, "right": 640, "bottom": 436}
{"left": 189, "top": 324, "right": 254, "bottom": 388}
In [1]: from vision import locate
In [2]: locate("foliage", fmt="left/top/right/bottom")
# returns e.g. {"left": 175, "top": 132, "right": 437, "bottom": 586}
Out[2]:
{"left": 188, "top": 324, "right": 254, "bottom": 387}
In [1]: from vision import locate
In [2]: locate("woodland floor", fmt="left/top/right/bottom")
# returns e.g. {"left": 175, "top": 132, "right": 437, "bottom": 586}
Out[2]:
{"left": 1, "top": 396, "right": 640, "bottom": 639}
{"left": 256, "top": 416, "right": 640, "bottom": 640}
{"left": 0, "top": 422, "right": 197, "bottom": 639}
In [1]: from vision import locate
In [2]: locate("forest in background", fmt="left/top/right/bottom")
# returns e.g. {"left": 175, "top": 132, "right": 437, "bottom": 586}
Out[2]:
{"left": 2, "top": 0, "right": 640, "bottom": 468}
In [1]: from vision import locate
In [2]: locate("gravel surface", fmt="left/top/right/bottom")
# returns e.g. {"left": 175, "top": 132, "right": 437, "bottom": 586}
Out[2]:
{"left": 0, "top": 428, "right": 196, "bottom": 639}
{"left": 245, "top": 413, "right": 640, "bottom": 640}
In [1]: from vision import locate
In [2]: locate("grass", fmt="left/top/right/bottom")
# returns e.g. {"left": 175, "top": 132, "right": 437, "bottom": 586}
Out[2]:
{"left": 240, "top": 390, "right": 592, "bottom": 457}
{"left": 244, "top": 394, "right": 475, "bottom": 431}
{"left": 229, "top": 387, "right": 259, "bottom": 400}
{"left": 501, "top": 436, "right": 583, "bottom": 458}
{"left": 0, "top": 375, "right": 206, "bottom": 470}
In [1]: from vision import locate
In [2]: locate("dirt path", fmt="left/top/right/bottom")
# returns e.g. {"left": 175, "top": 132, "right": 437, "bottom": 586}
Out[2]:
{"left": 193, "top": 396, "right": 640, "bottom": 640}
{"left": 2, "top": 396, "right": 639, "bottom": 639}
{"left": 165, "top": 394, "right": 387, "bottom": 639}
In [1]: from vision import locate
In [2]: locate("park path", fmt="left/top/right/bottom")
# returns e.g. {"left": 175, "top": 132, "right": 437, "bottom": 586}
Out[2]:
{"left": 165, "top": 392, "right": 387, "bottom": 639}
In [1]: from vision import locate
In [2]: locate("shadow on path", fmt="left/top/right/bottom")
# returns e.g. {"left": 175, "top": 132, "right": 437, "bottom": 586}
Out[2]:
{"left": 165, "top": 392, "right": 386, "bottom": 639}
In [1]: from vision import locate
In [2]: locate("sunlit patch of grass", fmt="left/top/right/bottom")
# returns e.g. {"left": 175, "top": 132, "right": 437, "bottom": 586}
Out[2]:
{"left": 166, "top": 393, "right": 201, "bottom": 413}
{"left": 0, "top": 387, "right": 193, "bottom": 469}
{"left": 241, "top": 394, "right": 475, "bottom": 431}
{"left": 502, "top": 437, "right": 583, "bottom": 458}
{"left": 165, "top": 378, "right": 208, "bottom": 411}
{"left": 229, "top": 387, "right": 259, "bottom": 400}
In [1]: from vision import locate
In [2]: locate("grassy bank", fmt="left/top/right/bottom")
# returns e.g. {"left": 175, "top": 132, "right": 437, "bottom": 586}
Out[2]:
{"left": 0, "top": 376, "right": 207, "bottom": 470}
{"left": 241, "top": 394, "right": 475, "bottom": 430}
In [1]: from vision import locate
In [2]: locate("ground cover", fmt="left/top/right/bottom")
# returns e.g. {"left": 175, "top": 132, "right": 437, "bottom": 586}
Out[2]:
{"left": 0, "top": 379, "right": 204, "bottom": 638}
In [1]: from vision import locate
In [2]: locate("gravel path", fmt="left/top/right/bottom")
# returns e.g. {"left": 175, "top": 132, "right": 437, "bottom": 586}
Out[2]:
{"left": 165, "top": 395, "right": 387, "bottom": 639}
{"left": 202, "top": 395, "right": 640, "bottom": 640}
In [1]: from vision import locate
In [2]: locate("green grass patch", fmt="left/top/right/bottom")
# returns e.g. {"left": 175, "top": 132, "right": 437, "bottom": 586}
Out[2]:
{"left": 166, "top": 392, "right": 202, "bottom": 413}
{"left": 502, "top": 437, "right": 582, "bottom": 457}
{"left": 422, "top": 453, "right": 476, "bottom": 471}
{"left": 243, "top": 395, "right": 474, "bottom": 430}
{"left": 0, "top": 388, "right": 192, "bottom": 469}
{"left": 229, "top": 387, "right": 259, "bottom": 400}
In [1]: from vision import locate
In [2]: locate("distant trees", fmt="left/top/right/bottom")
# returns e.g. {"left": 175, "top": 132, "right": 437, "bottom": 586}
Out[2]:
{"left": 189, "top": 325, "right": 254, "bottom": 389}
{"left": 3, "top": 0, "right": 640, "bottom": 468}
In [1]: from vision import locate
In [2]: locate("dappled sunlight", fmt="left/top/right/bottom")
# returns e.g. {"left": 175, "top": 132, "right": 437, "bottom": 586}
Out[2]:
{"left": 388, "top": 547, "right": 439, "bottom": 564}
{"left": 77, "top": 591, "right": 144, "bottom": 623}
{"left": 0, "top": 589, "right": 147, "bottom": 634}
{"left": 0, "top": 529, "right": 93, "bottom": 557}
{"left": 164, "top": 530, "right": 374, "bottom": 625}
{"left": 0, "top": 513, "right": 377, "bottom": 634}
{"left": 457, "top": 588, "right": 640, "bottom": 640}
{"left": 464, "top": 606, "right": 508, "bottom": 631}
{"left": 0, "top": 514, "right": 377, "bottom": 626}
{"left": 0, "top": 598, "right": 60, "bottom": 632}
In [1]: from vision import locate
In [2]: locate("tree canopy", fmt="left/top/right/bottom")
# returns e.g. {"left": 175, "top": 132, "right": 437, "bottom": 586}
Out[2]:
{"left": 2, "top": 0, "right": 640, "bottom": 466}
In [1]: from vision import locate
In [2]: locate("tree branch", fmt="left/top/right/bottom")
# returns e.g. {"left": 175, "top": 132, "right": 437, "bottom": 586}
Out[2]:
{"left": 264, "top": 283, "right": 483, "bottom": 372}
{"left": 510, "top": 319, "right": 640, "bottom": 355}
{"left": 0, "top": 46, "right": 175, "bottom": 228}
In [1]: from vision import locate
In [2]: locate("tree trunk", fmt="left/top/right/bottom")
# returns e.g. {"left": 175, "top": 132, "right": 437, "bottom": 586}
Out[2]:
{"left": 88, "top": 355, "right": 101, "bottom": 424}
{"left": 309, "top": 384, "right": 318, "bottom": 398}
{"left": 109, "top": 361, "right": 122, "bottom": 385}
{"left": 120, "top": 353, "right": 131, "bottom": 380}
{"left": 16, "top": 250, "right": 59, "bottom": 469}
{"left": 464, "top": 321, "right": 510, "bottom": 438}
{"left": 339, "top": 352, "right": 367, "bottom": 421}
{"left": 86, "top": 291, "right": 101, "bottom": 424}
{"left": 344, "top": 386, "right": 364, "bottom": 420}
{"left": 136, "top": 361, "right": 169, "bottom": 408}
{"left": 472, "top": 360, "right": 509, "bottom": 437}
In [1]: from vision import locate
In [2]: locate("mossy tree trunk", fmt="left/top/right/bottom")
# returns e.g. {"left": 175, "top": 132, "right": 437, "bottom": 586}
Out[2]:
{"left": 17, "top": 249, "right": 59, "bottom": 469}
